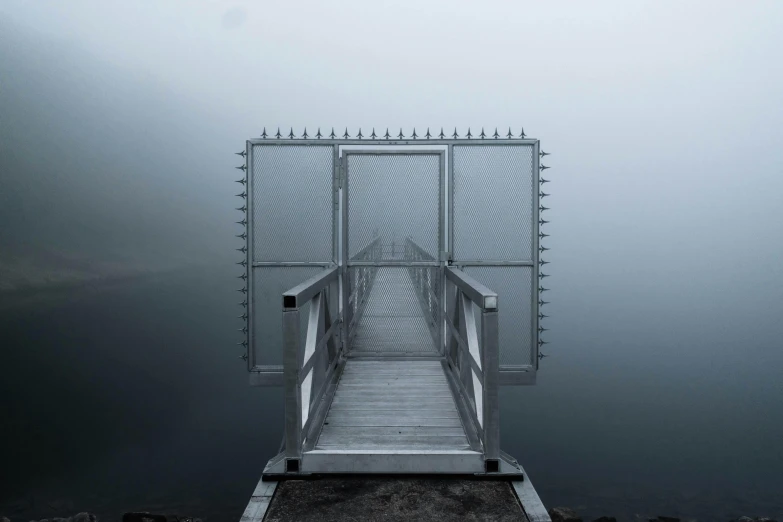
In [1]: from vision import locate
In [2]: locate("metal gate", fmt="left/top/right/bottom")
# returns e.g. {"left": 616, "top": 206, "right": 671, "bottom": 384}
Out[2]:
{"left": 239, "top": 128, "right": 545, "bottom": 387}
{"left": 342, "top": 151, "right": 444, "bottom": 356}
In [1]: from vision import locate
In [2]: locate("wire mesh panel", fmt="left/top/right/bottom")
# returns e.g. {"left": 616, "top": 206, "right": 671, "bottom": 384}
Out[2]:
{"left": 248, "top": 144, "right": 336, "bottom": 374}
{"left": 345, "top": 152, "right": 443, "bottom": 355}
{"left": 346, "top": 154, "right": 441, "bottom": 260}
{"left": 252, "top": 145, "right": 334, "bottom": 262}
{"left": 451, "top": 144, "right": 539, "bottom": 373}
{"left": 452, "top": 145, "right": 535, "bottom": 261}
{"left": 463, "top": 266, "right": 533, "bottom": 366}
{"left": 348, "top": 266, "right": 439, "bottom": 355}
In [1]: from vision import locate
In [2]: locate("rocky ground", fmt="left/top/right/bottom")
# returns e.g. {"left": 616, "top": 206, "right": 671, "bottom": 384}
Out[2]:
{"left": 548, "top": 507, "right": 779, "bottom": 522}
{"left": 1, "top": 509, "right": 778, "bottom": 522}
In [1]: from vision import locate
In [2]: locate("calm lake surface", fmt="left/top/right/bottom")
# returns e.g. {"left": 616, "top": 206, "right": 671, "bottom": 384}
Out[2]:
{"left": 1, "top": 263, "right": 781, "bottom": 521}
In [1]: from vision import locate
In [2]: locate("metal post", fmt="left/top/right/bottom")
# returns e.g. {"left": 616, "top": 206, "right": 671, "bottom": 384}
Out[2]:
{"left": 283, "top": 308, "right": 302, "bottom": 466}
{"left": 340, "top": 154, "right": 350, "bottom": 355}
{"left": 481, "top": 309, "right": 500, "bottom": 465}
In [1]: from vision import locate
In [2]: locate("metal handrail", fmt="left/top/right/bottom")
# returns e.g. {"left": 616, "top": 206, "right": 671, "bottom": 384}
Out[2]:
{"left": 282, "top": 266, "right": 341, "bottom": 468}
{"left": 444, "top": 265, "right": 500, "bottom": 467}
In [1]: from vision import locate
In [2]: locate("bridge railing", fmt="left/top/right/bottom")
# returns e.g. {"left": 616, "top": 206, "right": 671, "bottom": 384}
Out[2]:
{"left": 346, "top": 236, "right": 382, "bottom": 346}
{"left": 444, "top": 266, "right": 500, "bottom": 471}
{"left": 281, "top": 266, "right": 341, "bottom": 471}
{"left": 404, "top": 238, "right": 442, "bottom": 350}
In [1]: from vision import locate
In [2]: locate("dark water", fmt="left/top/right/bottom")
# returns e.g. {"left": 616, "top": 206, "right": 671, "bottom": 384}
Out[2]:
{"left": 1, "top": 264, "right": 781, "bottom": 521}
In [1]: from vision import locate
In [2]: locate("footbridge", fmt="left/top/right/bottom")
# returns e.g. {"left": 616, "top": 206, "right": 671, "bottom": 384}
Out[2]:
{"left": 234, "top": 129, "right": 552, "bottom": 519}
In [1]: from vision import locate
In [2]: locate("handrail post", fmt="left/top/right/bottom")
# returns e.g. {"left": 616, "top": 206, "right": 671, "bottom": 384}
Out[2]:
{"left": 481, "top": 308, "right": 500, "bottom": 469}
{"left": 283, "top": 306, "right": 302, "bottom": 471}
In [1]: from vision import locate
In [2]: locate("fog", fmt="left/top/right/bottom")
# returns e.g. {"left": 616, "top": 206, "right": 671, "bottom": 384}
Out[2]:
{"left": 1, "top": 1, "right": 782, "bottom": 520}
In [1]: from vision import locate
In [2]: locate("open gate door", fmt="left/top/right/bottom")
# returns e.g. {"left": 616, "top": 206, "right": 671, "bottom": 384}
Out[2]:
{"left": 449, "top": 142, "right": 541, "bottom": 384}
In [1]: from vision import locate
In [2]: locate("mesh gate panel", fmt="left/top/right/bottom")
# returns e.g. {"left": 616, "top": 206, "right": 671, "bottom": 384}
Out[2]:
{"left": 251, "top": 145, "right": 334, "bottom": 262}
{"left": 347, "top": 154, "right": 441, "bottom": 260}
{"left": 464, "top": 266, "right": 534, "bottom": 367}
{"left": 348, "top": 266, "right": 439, "bottom": 355}
{"left": 452, "top": 145, "right": 535, "bottom": 261}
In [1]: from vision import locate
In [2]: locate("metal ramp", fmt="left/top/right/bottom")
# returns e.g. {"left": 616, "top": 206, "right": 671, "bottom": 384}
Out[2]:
{"left": 236, "top": 130, "right": 547, "bottom": 477}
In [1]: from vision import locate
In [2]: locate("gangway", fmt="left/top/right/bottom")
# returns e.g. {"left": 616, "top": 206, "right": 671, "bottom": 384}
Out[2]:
{"left": 234, "top": 129, "right": 549, "bottom": 478}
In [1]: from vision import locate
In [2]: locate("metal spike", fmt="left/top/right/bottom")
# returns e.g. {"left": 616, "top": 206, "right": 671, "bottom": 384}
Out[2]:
{"left": 316, "top": 128, "right": 322, "bottom": 139}
{"left": 411, "top": 128, "right": 418, "bottom": 139}
{"left": 302, "top": 128, "right": 308, "bottom": 139}
{"left": 288, "top": 128, "right": 295, "bottom": 139}
{"left": 237, "top": 246, "right": 247, "bottom": 253}
{"left": 479, "top": 128, "right": 486, "bottom": 139}
{"left": 239, "top": 299, "right": 247, "bottom": 306}
{"left": 236, "top": 205, "right": 247, "bottom": 212}
{"left": 261, "top": 128, "right": 267, "bottom": 139}
{"left": 539, "top": 273, "right": 549, "bottom": 279}
{"left": 539, "top": 299, "right": 549, "bottom": 306}
{"left": 452, "top": 128, "right": 459, "bottom": 139}
{"left": 236, "top": 233, "right": 246, "bottom": 239}
{"left": 540, "top": 165, "right": 550, "bottom": 172}
{"left": 357, "top": 128, "right": 363, "bottom": 139}
{"left": 439, "top": 128, "right": 445, "bottom": 139}
{"left": 235, "top": 151, "right": 246, "bottom": 157}
{"left": 539, "top": 326, "right": 548, "bottom": 333}
{"left": 539, "top": 313, "right": 548, "bottom": 319}
{"left": 237, "top": 259, "right": 247, "bottom": 266}
{"left": 538, "top": 339, "right": 549, "bottom": 346}
{"left": 493, "top": 128, "right": 499, "bottom": 139}
{"left": 343, "top": 128, "right": 350, "bottom": 139}
{"left": 236, "top": 192, "right": 246, "bottom": 198}
{"left": 275, "top": 128, "right": 281, "bottom": 139}
{"left": 384, "top": 128, "right": 391, "bottom": 140}
{"left": 539, "top": 219, "right": 549, "bottom": 225}
{"left": 539, "top": 232, "right": 549, "bottom": 239}
{"left": 235, "top": 164, "right": 246, "bottom": 171}
{"left": 238, "top": 341, "right": 248, "bottom": 347}
{"left": 238, "top": 273, "right": 247, "bottom": 280}
{"left": 425, "top": 128, "right": 431, "bottom": 139}
{"left": 330, "top": 128, "right": 336, "bottom": 139}
{"left": 538, "top": 352, "right": 548, "bottom": 359}
{"left": 507, "top": 127, "right": 513, "bottom": 139}
{"left": 539, "top": 247, "right": 550, "bottom": 253}
{"left": 540, "top": 150, "right": 550, "bottom": 157}
{"left": 398, "top": 128, "right": 404, "bottom": 139}
{"left": 540, "top": 205, "right": 549, "bottom": 212}
{"left": 540, "top": 192, "right": 550, "bottom": 198}
{"left": 239, "top": 353, "right": 248, "bottom": 361}
{"left": 236, "top": 220, "right": 247, "bottom": 226}
{"left": 520, "top": 128, "right": 526, "bottom": 139}
{"left": 539, "top": 286, "right": 549, "bottom": 292}
{"left": 466, "top": 128, "right": 472, "bottom": 139}
{"left": 239, "top": 327, "right": 248, "bottom": 333}
{"left": 539, "top": 260, "right": 549, "bottom": 266}
{"left": 238, "top": 287, "right": 247, "bottom": 294}
{"left": 540, "top": 178, "right": 550, "bottom": 184}
{"left": 238, "top": 313, "right": 248, "bottom": 319}
{"left": 370, "top": 128, "right": 377, "bottom": 139}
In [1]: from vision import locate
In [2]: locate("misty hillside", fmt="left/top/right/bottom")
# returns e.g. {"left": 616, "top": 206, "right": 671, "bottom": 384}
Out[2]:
{"left": 0, "top": 16, "right": 239, "bottom": 291}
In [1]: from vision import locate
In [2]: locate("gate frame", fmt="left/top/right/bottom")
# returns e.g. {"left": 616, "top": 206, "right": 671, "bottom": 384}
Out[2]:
{"left": 245, "top": 136, "right": 540, "bottom": 386}
{"left": 341, "top": 149, "right": 446, "bottom": 357}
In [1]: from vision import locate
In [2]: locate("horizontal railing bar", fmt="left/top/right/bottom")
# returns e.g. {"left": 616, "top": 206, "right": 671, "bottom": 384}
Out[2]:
{"left": 299, "top": 317, "right": 340, "bottom": 384}
{"left": 451, "top": 260, "right": 535, "bottom": 266}
{"left": 253, "top": 261, "right": 335, "bottom": 267}
{"left": 445, "top": 267, "right": 498, "bottom": 311}
{"left": 348, "top": 261, "right": 440, "bottom": 267}
{"left": 282, "top": 267, "right": 338, "bottom": 309}
{"left": 443, "top": 309, "right": 483, "bottom": 380}
{"left": 248, "top": 139, "right": 539, "bottom": 146}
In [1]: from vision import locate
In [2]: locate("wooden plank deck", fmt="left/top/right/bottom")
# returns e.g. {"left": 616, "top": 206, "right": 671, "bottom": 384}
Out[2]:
{"left": 314, "top": 360, "right": 472, "bottom": 452}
